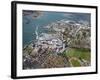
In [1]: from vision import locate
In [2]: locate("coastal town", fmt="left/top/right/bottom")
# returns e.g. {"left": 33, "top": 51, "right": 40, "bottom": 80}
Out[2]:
{"left": 23, "top": 19, "right": 91, "bottom": 69}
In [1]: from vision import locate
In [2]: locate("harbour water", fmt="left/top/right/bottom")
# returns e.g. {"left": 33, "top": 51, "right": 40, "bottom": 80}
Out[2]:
{"left": 23, "top": 11, "right": 90, "bottom": 46}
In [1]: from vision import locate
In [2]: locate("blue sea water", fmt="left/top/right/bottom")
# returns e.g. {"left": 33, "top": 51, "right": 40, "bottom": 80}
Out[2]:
{"left": 23, "top": 11, "right": 90, "bottom": 46}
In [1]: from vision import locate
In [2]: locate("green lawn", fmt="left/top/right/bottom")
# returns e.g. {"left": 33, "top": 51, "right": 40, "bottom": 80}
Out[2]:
{"left": 66, "top": 48, "right": 91, "bottom": 61}
{"left": 61, "top": 48, "right": 91, "bottom": 67}
{"left": 23, "top": 45, "right": 33, "bottom": 55}
{"left": 70, "top": 59, "right": 81, "bottom": 67}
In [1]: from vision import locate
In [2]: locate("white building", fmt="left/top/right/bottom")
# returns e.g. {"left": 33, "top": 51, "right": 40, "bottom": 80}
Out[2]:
{"left": 36, "top": 33, "right": 65, "bottom": 53}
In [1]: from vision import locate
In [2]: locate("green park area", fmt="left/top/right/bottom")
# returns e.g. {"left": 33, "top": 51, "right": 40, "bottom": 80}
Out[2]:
{"left": 62, "top": 48, "right": 91, "bottom": 67}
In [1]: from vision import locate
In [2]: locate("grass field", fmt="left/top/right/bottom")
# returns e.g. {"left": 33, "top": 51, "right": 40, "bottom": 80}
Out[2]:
{"left": 62, "top": 48, "right": 91, "bottom": 67}
{"left": 66, "top": 48, "right": 90, "bottom": 61}
{"left": 70, "top": 59, "right": 81, "bottom": 67}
